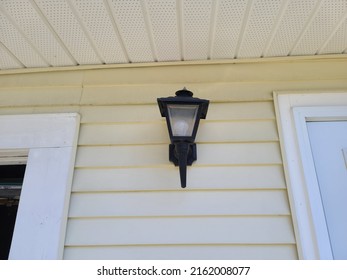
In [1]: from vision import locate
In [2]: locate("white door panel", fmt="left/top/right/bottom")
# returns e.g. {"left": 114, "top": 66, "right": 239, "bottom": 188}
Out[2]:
{"left": 307, "top": 121, "right": 347, "bottom": 259}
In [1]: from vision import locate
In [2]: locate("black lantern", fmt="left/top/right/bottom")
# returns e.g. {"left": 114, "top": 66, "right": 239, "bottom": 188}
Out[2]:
{"left": 157, "top": 88, "right": 209, "bottom": 188}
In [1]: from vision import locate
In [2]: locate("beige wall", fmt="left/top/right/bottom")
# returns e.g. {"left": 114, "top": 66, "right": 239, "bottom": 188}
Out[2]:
{"left": 1, "top": 57, "right": 347, "bottom": 259}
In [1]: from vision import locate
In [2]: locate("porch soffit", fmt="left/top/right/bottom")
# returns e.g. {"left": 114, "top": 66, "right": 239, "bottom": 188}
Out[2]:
{"left": 0, "top": 0, "right": 346, "bottom": 72}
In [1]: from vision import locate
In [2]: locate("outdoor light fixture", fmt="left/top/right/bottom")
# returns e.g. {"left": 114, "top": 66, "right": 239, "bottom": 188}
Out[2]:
{"left": 157, "top": 88, "right": 209, "bottom": 188}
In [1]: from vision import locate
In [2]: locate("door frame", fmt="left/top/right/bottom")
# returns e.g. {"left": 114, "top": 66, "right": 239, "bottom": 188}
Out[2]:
{"left": 274, "top": 91, "right": 347, "bottom": 259}
{"left": 0, "top": 113, "right": 80, "bottom": 259}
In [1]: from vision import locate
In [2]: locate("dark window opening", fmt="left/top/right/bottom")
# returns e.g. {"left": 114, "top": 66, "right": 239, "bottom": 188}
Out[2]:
{"left": 0, "top": 165, "right": 26, "bottom": 260}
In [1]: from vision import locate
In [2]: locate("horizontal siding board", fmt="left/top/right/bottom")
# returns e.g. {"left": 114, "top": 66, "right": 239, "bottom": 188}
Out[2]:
{"left": 65, "top": 216, "right": 295, "bottom": 245}
{"left": 0, "top": 71, "right": 84, "bottom": 87}
{"left": 208, "top": 102, "right": 275, "bottom": 121}
{"left": 81, "top": 104, "right": 159, "bottom": 123}
{"left": 64, "top": 244, "right": 298, "bottom": 260}
{"left": 80, "top": 83, "right": 273, "bottom": 104}
{"left": 72, "top": 165, "right": 286, "bottom": 191}
{"left": 75, "top": 143, "right": 282, "bottom": 167}
{"left": 0, "top": 102, "right": 275, "bottom": 122}
{"left": 82, "top": 61, "right": 347, "bottom": 85}
{"left": 78, "top": 121, "right": 278, "bottom": 145}
{"left": 80, "top": 79, "right": 347, "bottom": 105}
{"left": 78, "top": 122, "right": 169, "bottom": 145}
{"left": 68, "top": 190, "right": 290, "bottom": 218}
{"left": 196, "top": 121, "right": 278, "bottom": 143}
{"left": 0, "top": 106, "right": 80, "bottom": 116}
{"left": 1, "top": 79, "right": 346, "bottom": 108}
{"left": 0, "top": 87, "right": 82, "bottom": 107}
{"left": 80, "top": 102, "right": 275, "bottom": 123}
{"left": 2, "top": 60, "right": 346, "bottom": 88}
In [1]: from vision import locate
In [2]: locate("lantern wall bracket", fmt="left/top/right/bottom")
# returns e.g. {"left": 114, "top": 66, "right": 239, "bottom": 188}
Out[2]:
{"left": 169, "top": 143, "right": 197, "bottom": 166}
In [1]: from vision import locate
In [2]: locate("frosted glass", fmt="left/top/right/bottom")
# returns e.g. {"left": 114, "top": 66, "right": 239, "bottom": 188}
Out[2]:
{"left": 167, "top": 105, "right": 199, "bottom": 137}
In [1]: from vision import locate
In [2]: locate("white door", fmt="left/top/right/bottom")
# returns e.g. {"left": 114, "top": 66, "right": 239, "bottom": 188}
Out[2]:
{"left": 307, "top": 121, "right": 347, "bottom": 259}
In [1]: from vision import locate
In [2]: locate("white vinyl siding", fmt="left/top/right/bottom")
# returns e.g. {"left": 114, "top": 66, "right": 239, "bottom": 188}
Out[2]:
{"left": 1, "top": 57, "right": 346, "bottom": 259}
{"left": 66, "top": 217, "right": 294, "bottom": 245}
{"left": 72, "top": 165, "right": 285, "bottom": 191}
{"left": 68, "top": 190, "right": 290, "bottom": 217}
{"left": 68, "top": 98, "right": 291, "bottom": 259}
{"left": 64, "top": 244, "right": 297, "bottom": 260}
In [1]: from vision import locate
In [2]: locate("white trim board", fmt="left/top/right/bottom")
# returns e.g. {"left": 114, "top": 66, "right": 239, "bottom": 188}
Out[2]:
{"left": 274, "top": 91, "right": 347, "bottom": 259}
{"left": 0, "top": 113, "right": 80, "bottom": 259}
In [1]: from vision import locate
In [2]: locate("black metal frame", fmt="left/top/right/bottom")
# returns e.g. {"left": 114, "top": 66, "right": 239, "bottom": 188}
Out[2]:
{"left": 157, "top": 88, "right": 209, "bottom": 188}
{"left": 157, "top": 88, "right": 209, "bottom": 142}
{"left": 169, "top": 143, "right": 197, "bottom": 166}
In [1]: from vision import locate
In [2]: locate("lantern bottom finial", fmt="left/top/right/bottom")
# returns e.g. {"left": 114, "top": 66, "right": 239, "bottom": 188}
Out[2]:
{"left": 169, "top": 142, "right": 197, "bottom": 188}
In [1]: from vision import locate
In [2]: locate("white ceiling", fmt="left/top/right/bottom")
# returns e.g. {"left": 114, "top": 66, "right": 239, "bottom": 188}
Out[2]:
{"left": 1, "top": 0, "right": 347, "bottom": 70}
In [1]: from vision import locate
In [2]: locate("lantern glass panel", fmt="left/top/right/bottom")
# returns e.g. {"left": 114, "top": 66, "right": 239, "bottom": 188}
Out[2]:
{"left": 167, "top": 104, "right": 199, "bottom": 137}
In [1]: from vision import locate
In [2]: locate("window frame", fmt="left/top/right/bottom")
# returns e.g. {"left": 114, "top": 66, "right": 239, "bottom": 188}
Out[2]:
{"left": 0, "top": 113, "right": 80, "bottom": 259}
{"left": 274, "top": 91, "right": 347, "bottom": 259}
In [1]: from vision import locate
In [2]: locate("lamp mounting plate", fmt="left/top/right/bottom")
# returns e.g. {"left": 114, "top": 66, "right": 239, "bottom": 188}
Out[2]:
{"left": 169, "top": 143, "right": 197, "bottom": 166}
